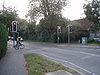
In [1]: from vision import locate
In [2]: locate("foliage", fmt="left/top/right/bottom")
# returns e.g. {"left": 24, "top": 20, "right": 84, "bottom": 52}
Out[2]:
{"left": 23, "top": 16, "right": 86, "bottom": 43}
{"left": 16, "top": 18, "right": 29, "bottom": 39}
{"left": 51, "top": 32, "right": 57, "bottom": 43}
{"left": 25, "top": 0, "right": 70, "bottom": 42}
{"left": 68, "top": 21, "right": 82, "bottom": 27}
{"left": 0, "top": 23, "right": 7, "bottom": 59}
{"left": 90, "top": 23, "right": 100, "bottom": 32}
{"left": 84, "top": 0, "right": 100, "bottom": 32}
{"left": 28, "top": 0, "right": 68, "bottom": 21}
{"left": 0, "top": 7, "right": 18, "bottom": 38}
{"left": 88, "top": 39, "right": 100, "bottom": 44}
{"left": 39, "top": 29, "right": 50, "bottom": 42}
{"left": 59, "top": 26, "right": 68, "bottom": 43}
{"left": 25, "top": 23, "right": 36, "bottom": 40}
{"left": 0, "top": 7, "right": 17, "bottom": 26}
{"left": 37, "top": 14, "right": 68, "bottom": 42}
{"left": 67, "top": 21, "right": 84, "bottom": 41}
{"left": 0, "top": 7, "right": 17, "bottom": 59}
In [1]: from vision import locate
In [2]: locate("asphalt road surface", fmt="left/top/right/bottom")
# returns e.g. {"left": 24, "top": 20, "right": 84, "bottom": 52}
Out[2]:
{"left": 0, "top": 41, "right": 100, "bottom": 75}
{"left": 24, "top": 42, "right": 100, "bottom": 75}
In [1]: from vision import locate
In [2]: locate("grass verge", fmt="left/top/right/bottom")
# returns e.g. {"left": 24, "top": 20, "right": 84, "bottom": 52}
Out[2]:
{"left": 87, "top": 43, "right": 100, "bottom": 45}
{"left": 24, "top": 53, "right": 81, "bottom": 75}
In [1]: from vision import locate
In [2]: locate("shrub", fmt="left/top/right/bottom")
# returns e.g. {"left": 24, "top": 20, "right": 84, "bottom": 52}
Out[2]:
{"left": 0, "top": 23, "right": 7, "bottom": 59}
{"left": 51, "top": 32, "right": 57, "bottom": 43}
{"left": 39, "top": 30, "right": 50, "bottom": 42}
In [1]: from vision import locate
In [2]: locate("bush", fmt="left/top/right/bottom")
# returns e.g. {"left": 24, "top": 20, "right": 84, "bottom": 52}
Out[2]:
{"left": 51, "top": 32, "right": 57, "bottom": 43}
{"left": 39, "top": 30, "right": 50, "bottom": 42}
{"left": 88, "top": 39, "right": 100, "bottom": 44}
{"left": 0, "top": 23, "right": 7, "bottom": 59}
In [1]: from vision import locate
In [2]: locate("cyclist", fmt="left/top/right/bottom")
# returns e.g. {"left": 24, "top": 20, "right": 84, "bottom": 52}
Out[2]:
{"left": 16, "top": 37, "right": 21, "bottom": 46}
{"left": 14, "top": 37, "right": 24, "bottom": 50}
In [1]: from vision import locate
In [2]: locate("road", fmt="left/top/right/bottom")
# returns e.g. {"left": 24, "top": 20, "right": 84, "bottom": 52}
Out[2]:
{"left": 0, "top": 41, "right": 100, "bottom": 75}
{"left": 24, "top": 42, "right": 100, "bottom": 75}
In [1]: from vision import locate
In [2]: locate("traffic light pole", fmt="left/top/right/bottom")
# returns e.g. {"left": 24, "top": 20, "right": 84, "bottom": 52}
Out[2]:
{"left": 68, "top": 25, "right": 70, "bottom": 44}
{"left": 68, "top": 25, "right": 72, "bottom": 44}
{"left": 57, "top": 26, "right": 61, "bottom": 43}
{"left": 12, "top": 32, "right": 15, "bottom": 47}
{"left": 57, "top": 32, "right": 60, "bottom": 43}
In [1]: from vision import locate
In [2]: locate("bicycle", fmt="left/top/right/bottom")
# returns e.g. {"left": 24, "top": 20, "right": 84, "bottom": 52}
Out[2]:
{"left": 14, "top": 43, "right": 25, "bottom": 50}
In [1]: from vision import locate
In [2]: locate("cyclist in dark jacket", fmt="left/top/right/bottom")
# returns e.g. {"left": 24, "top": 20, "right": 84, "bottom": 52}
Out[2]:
{"left": 16, "top": 37, "right": 21, "bottom": 45}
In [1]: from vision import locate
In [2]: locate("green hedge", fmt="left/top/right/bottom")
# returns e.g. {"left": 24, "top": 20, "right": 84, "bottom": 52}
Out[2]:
{"left": 0, "top": 23, "right": 7, "bottom": 59}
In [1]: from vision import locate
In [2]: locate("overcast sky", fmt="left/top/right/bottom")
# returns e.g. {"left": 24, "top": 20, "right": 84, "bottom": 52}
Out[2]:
{"left": 0, "top": 0, "right": 92, "bottom": 20}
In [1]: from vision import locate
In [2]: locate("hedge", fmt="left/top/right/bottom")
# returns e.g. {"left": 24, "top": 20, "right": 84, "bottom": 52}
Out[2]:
{"left": 0, "top": 23, "right": 7, "bottom": 59}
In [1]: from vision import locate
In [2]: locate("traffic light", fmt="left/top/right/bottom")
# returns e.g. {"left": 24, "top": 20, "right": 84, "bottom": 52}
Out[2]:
{"left": 57, "top": 26, "right": 61, "bottom": 33}
{"left": 12, "top": 21, "right": 17, "bottom": 32}
{"left": 70, "top": 26, "right": 73, "bottom": 32}
{"left": 68, "top": 25, "right": 73, "bottom": 33}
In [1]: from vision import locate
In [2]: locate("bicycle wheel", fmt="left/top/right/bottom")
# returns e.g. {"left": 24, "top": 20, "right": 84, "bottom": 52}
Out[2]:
{"left": 14, "top": 45, "right": 19, "bottom": 50}
{"left": 19, "top": 44, "right": 25, "bottom": 49}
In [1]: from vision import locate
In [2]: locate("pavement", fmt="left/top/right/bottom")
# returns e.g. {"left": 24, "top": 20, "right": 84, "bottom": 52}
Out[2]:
{"left": 0, "top": 44, "right": 27, "bottom": 75}
{"left": 0, "top": 41, "right": 100, "bottom": 75}
{"left": 0, "top": 41, "right": 73, "bottom": 75}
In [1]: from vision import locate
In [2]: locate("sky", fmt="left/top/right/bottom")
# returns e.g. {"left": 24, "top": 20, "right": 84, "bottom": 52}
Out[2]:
{"left": 62, "top": 0, "right": 87, "bottom": 20}
{"left": 0, "top": 0, "right": 91, "bottom": 20}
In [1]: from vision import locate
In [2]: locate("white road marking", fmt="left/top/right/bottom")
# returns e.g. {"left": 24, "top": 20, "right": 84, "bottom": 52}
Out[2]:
{"left": 82, "top": 56, "right": 92, "bottom": 59}
{"left": 41, "top": 54, "right": 98, "bottom": 75}
{"left": 80, "top": 52, "right": 100, "bottom": 57}
{"left": 19, "top": 43, "right": 100, "bottom": 75}
{"left": 48, "top": 47, "right": 100, "bottom": 57}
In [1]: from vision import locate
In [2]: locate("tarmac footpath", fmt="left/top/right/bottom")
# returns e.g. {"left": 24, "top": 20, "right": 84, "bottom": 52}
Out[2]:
{"left": 0, "top": 45, "right": 27, "bottom": 75}
{"left": 0, "top": 42, "right": 78, "bottom": 75}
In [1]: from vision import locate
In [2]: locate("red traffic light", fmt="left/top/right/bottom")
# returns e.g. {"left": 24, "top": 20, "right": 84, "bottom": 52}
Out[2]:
{"left": 57, "top": 26, "right": 61, "bottom": 33}
{"left": 12, "top": 22, "right": 17, "bottom": 26}
{"left": 11, "top": 21, "right": 17, "bottom": 32}
{"left": 13, "top": 22, "right": 16, "bottom": 25}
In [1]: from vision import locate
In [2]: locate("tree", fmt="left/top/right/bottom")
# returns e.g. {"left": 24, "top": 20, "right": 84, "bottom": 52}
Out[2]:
{"left": 0, "top": 7, "right": 18, "bottom": 38}
{"left": 25, "top": 23, "right": 37, "bottom": 40}
{"left": 16, "top": 18, "right": 29, "bottom": 39}
{"left": 67, "top": 21, "right": 83, "bottom": 41}
{"left": 39, "top": 14, "right": 67, "bottom": 33}
{"left": 0, "top": 7, "right": 18, "bottom": 59}
{"left": 0, "top": 7, "right": 18, "bottom": 26}
{"left": 26, "top": 0, "right": 69, "bottom": 42}
{"left": 84, "top": 0, "right": 100, "bottom": 32}
{"left": 0, "top": 22, "right": 7, "bottom": 59}
{"left": 38, "top": 14, "right": 68, "bottom": 42}
{"left": 28, "top": 0, "right": 68, "bottom": 21}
